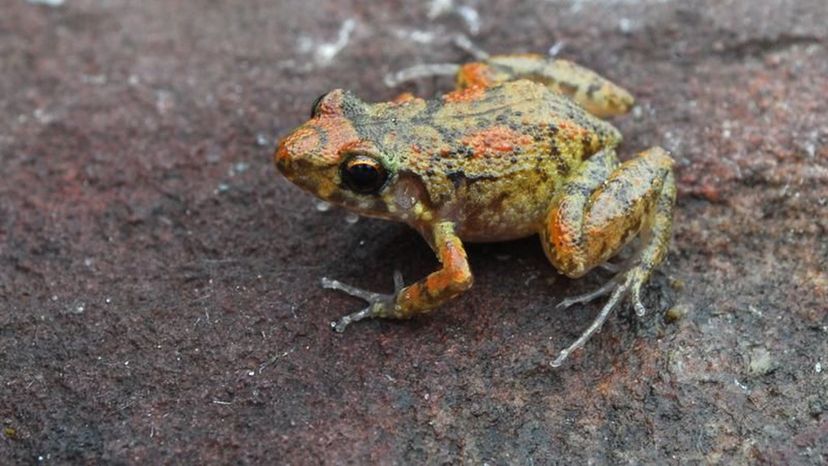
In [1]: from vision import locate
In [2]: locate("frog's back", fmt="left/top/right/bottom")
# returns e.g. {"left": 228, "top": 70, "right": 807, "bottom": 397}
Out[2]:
{"left": 425, "top": 80, "right": 621, "bottom": 241}
{"left": 360, "top": 80, "right": 621, "bottom": 241}
{"left": 433, "top": 80, "right": 621, "bottom": 172}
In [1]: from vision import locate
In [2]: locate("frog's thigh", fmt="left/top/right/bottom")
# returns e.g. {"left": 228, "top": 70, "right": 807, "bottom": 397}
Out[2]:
{"left": 459, "top": 56, "right": 635, "bottom": 117}
{"left": 541, "top": 59, "right": 636, "bottom": 118}
{"left": 391, "top": 221, "right": 473, "bottom": 319}
{"left": 542, "top": 147, "right": 675, "bottom": 278}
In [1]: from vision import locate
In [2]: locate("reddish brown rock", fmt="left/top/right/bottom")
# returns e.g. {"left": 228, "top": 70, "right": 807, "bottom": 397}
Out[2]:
{"left": 1, "top": 0, "right": 825, "bottom": 463}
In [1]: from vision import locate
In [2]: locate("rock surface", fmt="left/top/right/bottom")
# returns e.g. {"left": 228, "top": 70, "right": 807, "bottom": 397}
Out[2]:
{"left": 1, "top": 0, "right": 826, "bottom": 463}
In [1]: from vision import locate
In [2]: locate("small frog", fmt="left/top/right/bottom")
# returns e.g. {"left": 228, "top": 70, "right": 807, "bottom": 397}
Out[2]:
{"left": 275, "top": 53, "right": 676, "bottom": 366}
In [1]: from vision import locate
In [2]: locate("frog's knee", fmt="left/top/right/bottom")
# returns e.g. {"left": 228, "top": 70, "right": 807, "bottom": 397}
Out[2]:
{"left": 456, "top": 62, "right": 497, "bottom": 89}
{"left": 547, "top": 59, "right": 635, "bottom": 118}
{"left": 541, "top": 217, "right": 591, "bottom": 279}
{"left": 638, "top": 146, "right": 674, "bottom": 168}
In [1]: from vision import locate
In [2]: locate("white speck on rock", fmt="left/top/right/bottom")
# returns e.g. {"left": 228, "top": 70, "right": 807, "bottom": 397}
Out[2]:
{"left": 315, "top": 201, "right": 331, "bottom": 212}
{"left": 428, "top": 0, "right": 454, "bottom": 19}
{"left": 345, "top": 213, "right": 360, "bottom": 224}
{"left": 548, "top": 41, "right": 566, "bottom": 57}
{"left": 748, "top": 347, "right": 774, "bottom": 376}
{"left": 256, "top": 133, "right": 270, "bottom": 147}
{"left": 816, "top": 362, "right": 823, "bottom": 373}
{"left": 80, "top": 74, "right": 107, "bottom": 85}
{"left": 228, "top": 162, "right": 250, "bottom": 177}
{"left": 734, "top": 378, "right": 750, "bottom": 392}
{"left": 632, "top": 106, "right": 644, "bottom": 119}
{"left": 393, "top": 28, "right": 438, "bottom": 44}
{"left": 619, "top": 17, "right": 633, "bottom": 33}
{"left": 27, "top": 0, "right": 64, "bottom": 7}
{"left": 235, "top": 162, "right": 250, "bottom": 173}
{"left": 33, "top": 108, "right": 55, "bottom": 124}
{"left": 155, "top": 90, "right": 174, "bottom": 115}
{"left": 301, "top": 18, "right": 357, "bottom": 67}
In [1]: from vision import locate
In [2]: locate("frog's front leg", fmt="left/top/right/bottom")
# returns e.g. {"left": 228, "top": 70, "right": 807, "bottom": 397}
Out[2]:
{"left": 323, "top": 221, "right": 472, "bottom": 332}
{"left": 541, "top": 147, "right": 676, "bottom": 366}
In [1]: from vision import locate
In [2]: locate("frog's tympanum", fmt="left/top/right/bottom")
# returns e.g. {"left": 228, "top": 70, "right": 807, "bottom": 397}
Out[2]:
{"left": 276, "top": 54, "right": 676, "bottom": 366}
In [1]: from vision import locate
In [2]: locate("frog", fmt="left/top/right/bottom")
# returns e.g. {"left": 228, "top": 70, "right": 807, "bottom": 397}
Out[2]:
{"left": 275, "top": 53, "right": 676, "bottom": 367}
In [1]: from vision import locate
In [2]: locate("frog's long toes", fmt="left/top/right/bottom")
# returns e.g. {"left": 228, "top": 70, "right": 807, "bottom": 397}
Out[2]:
{"left": 551, "top": 282, "right": 630, "bottom": 367}
{"left": 632, "top": 284, "right": 647, "bottom": 317}
{"left": 331, "top": 306, "right": 371, "bottom": 333}
{"left": 321, "top": 277, "right": 383, "bottom": 302}
{"left": 598, "top": 262, "right": 623, "bottom": 274}
{"left": 331, "top": 317, "right": 349, "bottom": 333}
{"left": 556, "top": 279, "right": 618, "bottom": 310}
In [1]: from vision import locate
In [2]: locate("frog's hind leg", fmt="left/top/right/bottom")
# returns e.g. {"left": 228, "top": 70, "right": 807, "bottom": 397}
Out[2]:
{"left": 460, "top": 55, "right": 635, "bottom": 118}
{"left": 541, "top": 147, "right": 676, "bottom": 367}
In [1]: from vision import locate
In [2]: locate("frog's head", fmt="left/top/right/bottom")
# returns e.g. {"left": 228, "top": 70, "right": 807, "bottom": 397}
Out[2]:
{"left": 275, "top": 90, "right": 410, "bottom": 220}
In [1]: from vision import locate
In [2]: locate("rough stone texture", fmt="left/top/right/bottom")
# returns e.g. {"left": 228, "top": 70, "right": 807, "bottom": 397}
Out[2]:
{"left": 1, "top": 0, "right": 826, "bottom": 464}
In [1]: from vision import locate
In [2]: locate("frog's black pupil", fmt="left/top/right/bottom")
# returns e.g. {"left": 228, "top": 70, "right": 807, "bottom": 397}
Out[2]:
{"left": 310, "top": 92, "right": 328, "bottom": 118}
{"left": 342, "top": 160, "right": 386, "bottom": 194}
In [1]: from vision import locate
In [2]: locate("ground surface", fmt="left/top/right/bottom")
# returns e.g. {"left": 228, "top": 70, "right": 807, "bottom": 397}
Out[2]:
{"left": 1, "top": 0, "right": 826, "bottom": 464}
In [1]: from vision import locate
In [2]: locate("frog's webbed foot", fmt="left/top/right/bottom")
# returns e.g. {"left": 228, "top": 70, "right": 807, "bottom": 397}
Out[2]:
{"left": 321, "top": 271, "right": 404, "bottom": 333}
{"left": 550, "top": 267, "right": 652, "bottom": 368}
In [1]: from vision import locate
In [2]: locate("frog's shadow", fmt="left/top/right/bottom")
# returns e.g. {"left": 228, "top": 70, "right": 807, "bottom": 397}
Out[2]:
{"left": 327, "top": 219, "right": 610, "bottom": 321}
{"left": 329, "top": 219, "right": 553, "bottom": 286}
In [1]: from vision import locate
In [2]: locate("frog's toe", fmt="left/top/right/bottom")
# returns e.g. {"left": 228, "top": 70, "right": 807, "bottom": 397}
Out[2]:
{"left": 321, "top": 277, "right": 383, "bottom": 302}
{"left": 322, "top": 273, "right": 403, "bottom": 332}
{"left": 550, "top": 277, "right": 631, "bottom": 367}
{"left": 328, "top": 293, "right": 397, "bottom": 333}
{"left": 631, "top": 280, "right": 648, "bottom": 317}
{"left": 556, "top": 279, "right": 618, "bottom": 310}
{"left": 551, "top": 266, "right": 654, "bottom": 367}
{"left": 330, "top": 304, "right": 378, "bottom": 333}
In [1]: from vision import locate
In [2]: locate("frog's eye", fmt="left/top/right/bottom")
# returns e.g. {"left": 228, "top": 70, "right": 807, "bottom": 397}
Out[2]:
{"left": 310, "top": 92, "right": 329, "bottom": 118}
{"left": 340, "top": 155, "right": 388, "bottom": 194}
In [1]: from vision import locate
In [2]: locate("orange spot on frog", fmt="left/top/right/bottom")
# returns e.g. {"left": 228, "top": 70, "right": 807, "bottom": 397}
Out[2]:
{"left": 460, "top": 126, "right": 534, "bottom": 158}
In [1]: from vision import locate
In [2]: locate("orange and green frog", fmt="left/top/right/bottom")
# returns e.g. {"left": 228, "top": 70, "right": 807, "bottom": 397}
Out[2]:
{"left": 275, "top": 53, "right": 676, "bottom": 367}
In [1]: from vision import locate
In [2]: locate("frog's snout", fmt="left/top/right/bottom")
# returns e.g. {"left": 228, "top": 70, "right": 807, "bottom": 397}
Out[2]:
{"left": 274, "top": 139, "right": 294, "bottom": 178}
{"left": 274, "top": 125, "right": 326, "bottom": 180}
